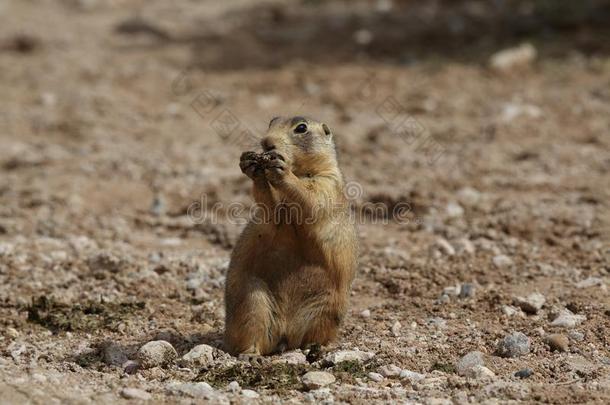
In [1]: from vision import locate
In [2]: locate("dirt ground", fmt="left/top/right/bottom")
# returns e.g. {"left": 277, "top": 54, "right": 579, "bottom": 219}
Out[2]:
{"left": 1, "top": 0, "right": 609, "bottom": 403}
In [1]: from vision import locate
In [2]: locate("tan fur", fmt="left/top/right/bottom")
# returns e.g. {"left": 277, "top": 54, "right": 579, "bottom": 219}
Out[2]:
{"left": 224, "top": 116, "right": 358, "bottom": 355}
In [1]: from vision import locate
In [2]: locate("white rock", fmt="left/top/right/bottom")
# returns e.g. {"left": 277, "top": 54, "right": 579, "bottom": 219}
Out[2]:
{"left": 121, "top": 388, "right": 152, "bottom": 401}
{"left": 496, "top": 332, "right": 530, "bottom": 358}
{"left": 241, "top": 389, "right": 259, "bottom": 399}
{"left": 492, "top": 255, "right": 513, "bottom": 268}
{"left": 368, "top": 372, "right": 384, "bottom": 382}
{"left": 137, "top": 340, "right": 177, "bottom": 369}
{"left": 514, "top": 293, "right": 546, "bottom": 314}
{"left": 472, "top": 365, "right": 495, "bottom": 379}
{"left": 324, "top": 350, "right": 375, "bottom": 364}
{"left": 391, "top": 321, "right": 402, "bottom": 337}
{"left": 227, "top": 381, "right": 240, "bottom": 393}
{"left": 360, "top": 309, "right": 371, "bottom": 318}
{"left": 400, "top": 370, "right": 425, "bottom": 381}
{"left": 501, "top": 102, "right": 542, "bottom": 122}
{"left": 502, "top": 305, "right": 522, "bottom": 317}
{"left": 575, "top": 277, "right": 604, "bottom": 289}
{"left": 457, "top": 187, "right": 481, "bottom": 206}
{"left": 302, "top": 371, "right": 336, "bottom": 389}
{"left": 273, "top": 351, "right": 307, "bottom": 365}
{"left": 446, "top": 202, "right": 464, "bottom": 218}
{"left": 490, "top": 43, "right": 537, "bottom": 72}
{"left": 167, "top": 382, "right": 216, "bottom": 399}
{"left": 550, "top": 309, "right": 586, "bottom": 328}
{"left": 456, "top": 351, "right": 484, "bottom": 377}
{"left": 6, "top": 327, "right": 19, "bottom": 339}
{"left": 179, "top": 344, "right": 215, "bottom": 367}
{"left": 454, "top": 238, "right": 475, "bottom": 255}
{"left": 434, "top": 238, "right": 456, "bottom": 256}
{"left": 378, "top": 364, "right": 402, "bottom": 378}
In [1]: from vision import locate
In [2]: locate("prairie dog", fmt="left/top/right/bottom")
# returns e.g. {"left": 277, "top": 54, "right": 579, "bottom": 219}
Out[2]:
{"left": 224, "top": 116, "right": 358, "bottom": 355}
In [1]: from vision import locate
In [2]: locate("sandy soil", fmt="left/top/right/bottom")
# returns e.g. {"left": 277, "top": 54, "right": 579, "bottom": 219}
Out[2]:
{"left": 1, "top": 0, "right": 609, "bottom": 403}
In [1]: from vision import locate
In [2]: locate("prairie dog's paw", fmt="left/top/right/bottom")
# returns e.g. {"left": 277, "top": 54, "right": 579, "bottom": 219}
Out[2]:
{"left": 240, "top": 151, "right": 263, "bottom": 180}
{"left": 262, "top": 151, "right": 287, "bottom": 185}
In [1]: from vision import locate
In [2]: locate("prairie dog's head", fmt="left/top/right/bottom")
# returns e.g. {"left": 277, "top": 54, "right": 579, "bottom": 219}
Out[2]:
{"left": 261, "top": 116, "right": 338, "bottom": 176}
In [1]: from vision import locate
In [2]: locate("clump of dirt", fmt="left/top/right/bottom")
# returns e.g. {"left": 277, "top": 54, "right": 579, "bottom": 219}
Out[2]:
{"left": 26, "top": 296, "right": 145, "bottom": 333}
{"left": 331, "top": 359, "right": 380, "bottom": 383}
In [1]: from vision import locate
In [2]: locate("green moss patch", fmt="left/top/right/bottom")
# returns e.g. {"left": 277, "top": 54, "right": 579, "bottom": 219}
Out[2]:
{"left": 197, "top": 362, "right": 310, "bottom": 392}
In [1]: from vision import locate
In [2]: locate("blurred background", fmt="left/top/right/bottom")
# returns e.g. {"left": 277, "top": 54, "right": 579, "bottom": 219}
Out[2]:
{"left": 0, "top": 0, "right": 609, "bottom": 402}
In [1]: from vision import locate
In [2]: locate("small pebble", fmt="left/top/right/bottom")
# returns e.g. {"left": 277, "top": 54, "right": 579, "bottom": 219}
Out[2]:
{"left": 6, "top": 327, "right": 19, "bottom": 338}
{"left": 550, "top": 309, "right": 586, "bottom": 328}
{"left": 492, "top": 254, "right": 513, "bottom": 268}
{"left": 514, "top": 368, "right": 533, "bottom": 379}
{"left": 459, "top": 283, "right": 476, "bottom": 299}
{"left": 399, "top": 370, "right": 425, "bottom": 381}
{"left": 496, "top": 332, "right": 530, "bottom": 358}
{"left": 137, "top": 340, "right": 177, "bottom": 369}
{"left": 545, "top": 334, "right": 569, "bottom": 352}
{"left": 456, "top": 351, "right": 484, "bottom": 377}
{"left": 302, "top": 371, "right": 336, "bottom": 389}
{"left": 241, "top": 389, "right": 259, "bottom": 399}
{"left": 391, "top": 321, "right": 402, "bottom": 337}
{"left": 227, "top": 381, "right": 240, "bottom": 393}
{"left": 514, "top": 292, "right": 546, "bottom": 314}
{"left": 368, "top": 372, "right": 384, "bottom": 382}
{"left": 378, "top": 364, "right": 401, "bottom": 378}
{"left": 435, "top": 238, "right": 455, "bottom": 256}
{"left": 179, "top": 344, "right": 215, "bottom": 367}
{"left": 123, "top": 360, "right": 139, "bottom": 374}
{"left": 360, "top": 309, "right": 371, "bottom": 318}
{"left": 120, "top": 388, "right": 151, "bottom": 401}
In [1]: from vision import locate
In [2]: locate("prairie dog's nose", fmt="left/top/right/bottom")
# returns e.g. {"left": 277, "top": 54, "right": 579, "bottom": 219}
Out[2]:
{"left": 261, "top": 137, "right": 276, "bottom": 152}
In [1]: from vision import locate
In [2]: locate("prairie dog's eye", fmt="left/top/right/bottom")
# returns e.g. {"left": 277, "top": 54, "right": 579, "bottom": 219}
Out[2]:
{"left": 294, "top": 123, "right": 308, "bottom": 134}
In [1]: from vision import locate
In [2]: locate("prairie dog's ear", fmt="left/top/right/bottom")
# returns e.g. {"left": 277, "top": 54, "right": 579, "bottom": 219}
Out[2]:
{"left": 322, "top": 123, "right": 332, "bottom": 136}
{"left": 269, "top": 116, "right": 281, "bottom": 128}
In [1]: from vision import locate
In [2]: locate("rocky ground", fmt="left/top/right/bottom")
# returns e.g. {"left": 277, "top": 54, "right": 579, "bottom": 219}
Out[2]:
{"left": 1, "top": 0, "right": 609, "bottom": 403}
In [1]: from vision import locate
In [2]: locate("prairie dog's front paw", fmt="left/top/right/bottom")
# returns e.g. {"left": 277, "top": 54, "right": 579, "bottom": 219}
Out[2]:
{"left": 261, "top": 151, "right": 287, "bottom": 185}
{"left": 240, "top": 151, "right": 263, "bottom": 180}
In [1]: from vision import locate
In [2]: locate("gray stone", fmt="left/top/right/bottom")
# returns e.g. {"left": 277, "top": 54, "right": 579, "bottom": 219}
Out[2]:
{"left": 514, "top": 368, "right": 533, "bottom": 379}
{"left": 324, "top": 350, "right": 375, "bottom": 364}
{"left": 400, "top": 370, "right": 425, "bottom": 381}
{"left": 273, "top": 351, "right": 307, "bottom": 365}
{"left": 241, "top": 389, "right": 259, "bottom": 398}
{"left": 514, "top": 293, "right": 546, "bottom": 314}
{"left": 102, "top": 342, "right": 127, "bottom": 366}
{"left": 120, "top": 388, "right": 151, "bottom": 401}
{"left": 302, "top": 371, "right": 336, "bottom": 389}
{"left": 368, "top": 372, "right": 384, "bottom": 382}
{"left": 167, "top": 382, "right": 218, "bottom": 399}
{"left": 123, "top": 360, "right": 139, "bottom": 374}
{"left": 179, "top": 344, "right": 215, "bottom": 367}
{"left": 378, "top": 364, "right": 402, "bottom": 378}
{"left": 227, "top": 381, "right": 240, "bottom": 393}
{"left": 492, "top": 255, "right": 513, "bottom": 268}
{"left": 550, "top": 309, "right": 586, "bottom": 328}
{"left": 137, "top": 340, "right": 177, "bottom": 369}
{"left": 459, "top": 283, "right": 476, "bottom": 299}
{"left": 471, "top": 365, "right": 495, "bottom": 379}
{"left": 456, "top": 351, "right": 485, "bottom": 377}
{"left": 497, "top": 332, "right": 530, "bottom": 358}
{"left": 575, "top": 277, "right": 603, "bottom": 289}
